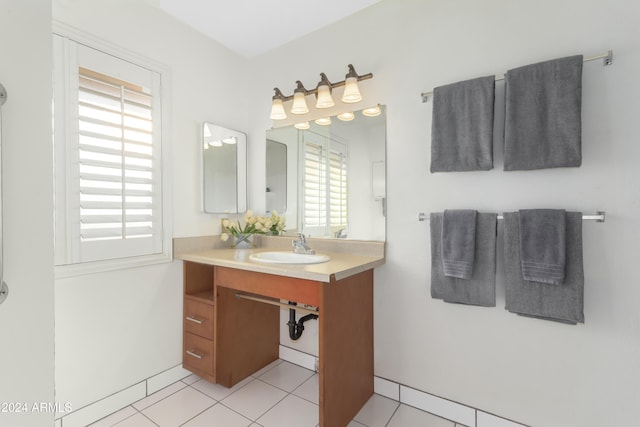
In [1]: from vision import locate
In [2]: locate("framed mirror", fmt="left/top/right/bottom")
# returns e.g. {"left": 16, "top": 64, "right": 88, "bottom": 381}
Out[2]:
{"left": 202, "top": 122, "right": 247, "bottom": 213}
{"left": 265, "top": 105, "right": 386, "bottom": 241}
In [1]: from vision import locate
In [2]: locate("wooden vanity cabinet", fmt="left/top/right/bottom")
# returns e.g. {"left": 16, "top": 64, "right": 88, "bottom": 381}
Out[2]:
{"left": 182, "top": 260, "right": 374, "bottom": 427}
{"left": 182, "top": 261, "right": 215, "bottom": 381}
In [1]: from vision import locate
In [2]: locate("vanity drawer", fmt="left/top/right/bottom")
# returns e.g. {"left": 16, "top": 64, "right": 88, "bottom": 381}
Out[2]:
{"left": 183, "top": 331, "right": 214, "bottom": 376}
{"left": 184, "top": 299, "right": 214, "bottom": 340}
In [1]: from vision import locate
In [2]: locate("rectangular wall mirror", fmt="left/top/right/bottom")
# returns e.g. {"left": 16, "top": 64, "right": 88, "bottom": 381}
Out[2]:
{"left": 202, "top": 122, "right": 247, "bottom": 213}
{"left": 266, "top": 105, "right": 386, "bottom": 241}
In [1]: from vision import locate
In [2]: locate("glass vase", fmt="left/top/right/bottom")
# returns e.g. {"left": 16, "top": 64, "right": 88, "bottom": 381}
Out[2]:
{"left": 232, "top": 233, "right": 256, "bottom": 249}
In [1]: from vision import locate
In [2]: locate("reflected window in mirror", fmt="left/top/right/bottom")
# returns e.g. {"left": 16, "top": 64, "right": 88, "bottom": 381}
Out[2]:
{"left": 202, "top": 123, "right": 247, "bottom": 213}
{"left": 265, "top": 105, "right": 386, "bottom": 241}
{"left": 301, "top": 134, "right": 348, "bottom": 238}
{"left": 266, "top": 140, "right": 287, "bottom": 214}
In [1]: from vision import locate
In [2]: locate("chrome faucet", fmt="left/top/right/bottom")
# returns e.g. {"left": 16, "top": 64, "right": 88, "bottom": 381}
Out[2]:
{"left": 292, "top": 233, "right": 315, "bottom": 254}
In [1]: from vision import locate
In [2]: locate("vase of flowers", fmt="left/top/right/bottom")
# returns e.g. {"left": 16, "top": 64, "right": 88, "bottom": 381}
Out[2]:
{"left": 221, "top": 210, "right": 286, "bottom": 248}
{"left": 231, "top": 232, "right": 255, "bottom": 249}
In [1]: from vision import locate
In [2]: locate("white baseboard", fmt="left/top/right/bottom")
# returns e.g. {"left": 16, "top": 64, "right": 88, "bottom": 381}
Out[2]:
{"left": 60, "top": 349, "right": 529, "bottom": 427}
{"left": 279, "top": 345, "right": 317, "bottom": 371}
{"left": 57, "top": 364, "right": 191, "bottom": 427}
{"left": 279, "top": 346, "right": 529, "bottom": 427}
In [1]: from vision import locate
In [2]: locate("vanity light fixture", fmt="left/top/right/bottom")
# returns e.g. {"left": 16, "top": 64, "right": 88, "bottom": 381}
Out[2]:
{"left": 222, "top": 137, "right": 237, "bottom": 144}
{"left": 294, "top": 121, "right": 310, "bottom": 130}
{"left": 362, "top": 104, "right": 381, "bottom": 117}
{"left": 337, "top": 111, "right": 355, "bottom": 121}
{"left": 291, "top": 81, "right": 310, "bottom": 114}
{"left": 270, "top": 64, "right": 373, "bottom": 120}
{"left": 269, "top": 88, "right": 287, "bottom": 120}
{"left": 315, "top": 117, "right": 331, "bottom": 126}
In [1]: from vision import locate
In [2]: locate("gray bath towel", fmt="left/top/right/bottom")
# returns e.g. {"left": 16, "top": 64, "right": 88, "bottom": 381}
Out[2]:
{"left": 442, "top": 210, "right": 477, "bottom": 279}
{"left": 430, "top": 76, "right": 495, "bottom": 172}
{"left": 504, "top": 55, "right": 583, "bottom": 171}
{"left": 504, "top": 212, "right": 584, "bottom": 324}
{"left": 519, "top": 209, "right": 566, "bottom": 285}
{"left": 430, "top": 212, "right": 497, "bottom": 307}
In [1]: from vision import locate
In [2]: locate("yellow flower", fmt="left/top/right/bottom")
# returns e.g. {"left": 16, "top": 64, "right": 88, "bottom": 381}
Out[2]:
{"left": 221, "top": 232, "right": 230, "bottom": 242}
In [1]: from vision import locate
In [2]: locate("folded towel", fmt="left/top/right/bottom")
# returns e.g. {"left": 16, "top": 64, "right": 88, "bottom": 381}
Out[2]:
{"left": 442, "top": 210, "right": 477, "bottom": 279}
{"left": 504, "top": 212, "right": 584, "bottom": 324}
{"left": 519, "top": 209, "right": 566, "bottom": 285}
{"left": 504, "top": 55, "right": 583, "bottom": 171}
{"left": 430, "top": 76, "right": 495, "bottom": 172}
{"left": 430, "top": 212, "right": 497, "bottom": 307}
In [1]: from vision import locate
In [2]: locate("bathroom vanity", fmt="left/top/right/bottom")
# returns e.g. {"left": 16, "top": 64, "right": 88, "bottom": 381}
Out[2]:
{"left": 176, "top": 240, "right": 384, "bottom": 427}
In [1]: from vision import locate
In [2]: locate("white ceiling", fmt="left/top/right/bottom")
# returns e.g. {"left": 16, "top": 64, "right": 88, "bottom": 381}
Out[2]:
{"left": 155, "top": 0, "right": 382, "bottom": 58}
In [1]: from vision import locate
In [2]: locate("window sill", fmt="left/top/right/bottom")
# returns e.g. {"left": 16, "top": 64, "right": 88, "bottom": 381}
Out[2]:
{"left": 55, "top": 252, "right": 173, "bottom": 279}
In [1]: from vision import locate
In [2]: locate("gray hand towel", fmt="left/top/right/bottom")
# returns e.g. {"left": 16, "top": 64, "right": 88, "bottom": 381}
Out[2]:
{"left": 504, "top": 212, "right": 584, "bottom": 324}
{"left": 519, "top": 209, "right": 566, "bottom": 285}
{"left": 504, "top": 55, "right": 583, "bottom": 171}
{"left": 430, "top": 212, "right": 497, "bottom": 307}
{"left": 442, "top": 209, "right": 477, "bottom": 279}
{"left": 430, "top": 76, "right": 495, "bottom": 172}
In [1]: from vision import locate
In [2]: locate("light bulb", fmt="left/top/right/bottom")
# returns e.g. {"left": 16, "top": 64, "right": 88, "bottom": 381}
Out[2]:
{"left": 341, "top": 76, "right": 362, "bottom": 103}
{"left": 270, "top": 98, "right": 287, "bottom": 120}
{"left": 315, "top": 117, "right": 331, "bottom": 126}
{"left": 315, "top": 84, "right": 335, "bottom": 109}
{"left": 337, "top": 111, "right": 355, "bottom": 121}
{"left": 362, "top": 105, "right": 381, "bottom": 117}
{"left": 294, "top": 121, "right": 310, "bottom": 130}
{"left": 291, "top": 91, "right": 309, "bottom": 115}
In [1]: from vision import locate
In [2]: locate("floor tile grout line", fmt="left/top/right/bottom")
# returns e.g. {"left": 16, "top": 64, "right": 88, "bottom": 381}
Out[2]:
{"left": 88, "top": 406, "right": 136, "bottom": 427}
{"left": 172, "top": 384, "right": 222, "bottom": 426}
{"left": 135, "top": 381, "right": 190, "bottom": 413}
{"left": 382, "top": 400, "right": 401, "bottom": 427}
{"left": 289, "top": 390, "right": 319, "bottom": 407}
{"left": 217, "top": 401, "right": 258, "bottom": 425}
{"left": 176, "top": 400, "right": 218, "bottom": 427}
{"left": 140, "top": 410, "right": 161, "bottom": 427}
{"left": 252, "top": 389, "right": 290, "bottom": 423}
{"left": 254, "top": 375, "right": 314, "bottom": 397}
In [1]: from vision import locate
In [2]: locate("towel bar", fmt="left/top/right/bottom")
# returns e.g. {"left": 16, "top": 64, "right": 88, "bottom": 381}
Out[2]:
{"left": 418, "top": 211, "right": 606, "bottom": 223}
{"left": 235, "top": 293, "right": 319, "bottom": 315}
{"left": 421, "top": 50, "right": 613, "bottom": 102}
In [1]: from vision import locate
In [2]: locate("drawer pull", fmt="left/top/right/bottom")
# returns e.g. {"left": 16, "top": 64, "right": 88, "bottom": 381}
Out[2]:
{"left": 186, "top": 350, "right": 203, "bottom": 359}
{"left": 186, "top": 316, "right": 204, "bottom": 325}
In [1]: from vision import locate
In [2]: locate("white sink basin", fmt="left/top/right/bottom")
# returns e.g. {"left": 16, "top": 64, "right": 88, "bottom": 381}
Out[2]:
{"left": 249, "top": 251, "right": 331, "bottom": 265}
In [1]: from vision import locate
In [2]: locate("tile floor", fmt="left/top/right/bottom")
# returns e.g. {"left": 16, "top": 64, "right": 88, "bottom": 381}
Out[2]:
{"left": 89, "top": 360, "right": 466, "bottom": 427}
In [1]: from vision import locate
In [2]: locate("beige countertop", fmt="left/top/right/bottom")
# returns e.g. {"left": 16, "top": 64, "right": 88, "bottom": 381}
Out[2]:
{"left": 176, "top": 247, "right": 384, "bottom": 282}
{"left": 174, "top": 234, "right": 385, "bottom": 282}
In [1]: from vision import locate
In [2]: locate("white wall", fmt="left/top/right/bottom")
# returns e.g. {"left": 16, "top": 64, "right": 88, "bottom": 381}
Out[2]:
{"left": 53, "top": 0, "right": 249, "bottom": 413}
{"left": 33, "top": 0, "right": 640, "bottom": 425}
{"left": 0, "top": 1, "right": 55, "bottom": 426}
{"left": 248, "top": 1, "right": 640, "bottom": 426}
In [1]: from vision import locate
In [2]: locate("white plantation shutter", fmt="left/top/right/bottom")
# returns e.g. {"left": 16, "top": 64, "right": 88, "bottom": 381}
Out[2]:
{"left": 78, "top": 68, "right": 156, "bottom": 241}
{"left": 329, "top": 147, "right": 348, "bottom": 228}
{"left": 301, "top": 135, "right": 347, "bottom": 236}
{"left": 303, "top": 141, "right": 327, "bottom": 230}
{"left": 54, "top": 33, "right": 167, "bottom": 267}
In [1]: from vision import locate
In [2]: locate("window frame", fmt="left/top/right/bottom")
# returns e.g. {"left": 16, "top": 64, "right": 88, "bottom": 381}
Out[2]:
{"left": 53, "top": 22, "right": 172, "bottom": 278}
